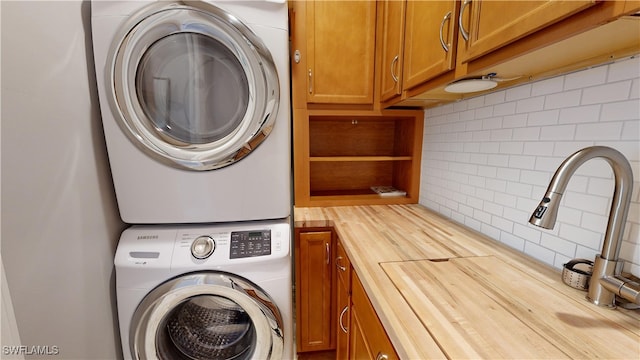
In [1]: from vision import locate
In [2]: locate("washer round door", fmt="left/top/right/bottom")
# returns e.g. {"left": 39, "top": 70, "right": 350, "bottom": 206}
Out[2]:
{"left": 108, "top": 1, "right": 279, "bottom": 171}
{"left": 130, "top": 272, "right": 284, "bottom": 360}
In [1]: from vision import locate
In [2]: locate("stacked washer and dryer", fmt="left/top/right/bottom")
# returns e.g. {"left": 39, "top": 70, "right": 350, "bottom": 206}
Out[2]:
{"left": 91, "top": 1, "right": 292, "bottom": 359}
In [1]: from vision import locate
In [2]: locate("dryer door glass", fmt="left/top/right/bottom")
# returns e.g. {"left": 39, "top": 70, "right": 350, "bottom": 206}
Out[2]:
{"left": 136, "top": 33, "right": 249, "bottom": 145}
{"left": 110, "top": 2, "right": 279, "bottom": 171}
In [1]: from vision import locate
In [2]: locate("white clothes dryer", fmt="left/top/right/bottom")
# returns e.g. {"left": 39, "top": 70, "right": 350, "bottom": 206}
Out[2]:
{"left": 115, "top": 219, "right": 292, "bottom": 359}
{"left": 91, "top": 0, "right": 291, "bottom": 224}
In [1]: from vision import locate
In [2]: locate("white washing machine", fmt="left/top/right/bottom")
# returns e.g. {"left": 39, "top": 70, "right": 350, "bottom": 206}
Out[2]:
{"left": 91, "top": 0, "right": 291, "bottom": 224}
{"left": 115, "top": 219, "right": 292, "bottom": 359}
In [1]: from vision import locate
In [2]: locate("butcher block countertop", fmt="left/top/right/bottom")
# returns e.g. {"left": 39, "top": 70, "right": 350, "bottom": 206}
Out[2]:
{"left": 294, "top": 204, "right": 640, "bottom": 359}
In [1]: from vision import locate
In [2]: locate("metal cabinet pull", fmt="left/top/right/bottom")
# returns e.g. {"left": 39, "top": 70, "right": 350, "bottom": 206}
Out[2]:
{"left": 339, "top": 306, "right": 349, "bottom": 333}
{"left": 336, "top": 256, "right": 347, "bottom": 272}
{"left": 326, "top": 242, "right": 330, "bottom": 265}
{"left": 308, "top": 69, "right": 313, "bottom": 93}
{"left": 459, "top": 0, "right": 471, "bottom": 42}
{"left": 390, "top": 55, "right": 399, "bottom": 83}
{"left": 376, "top": 352, "right": 389, "bottom": 360}
{"left": 439, "top": 11, "right": 452, "bottom": 52}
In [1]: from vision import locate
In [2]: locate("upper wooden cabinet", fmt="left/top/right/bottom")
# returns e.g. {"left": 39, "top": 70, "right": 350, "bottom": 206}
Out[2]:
{"left": 378, "top": 0, "right": 406, "bottom": 102}
{"left": 402, "top": 1, "right": 459, "bottom": 93}
{"left": 378, "top": 0, "right": 639, "bottom": 107}
{"left": 294, "top": 1, "right": 377, "bottom": 105}
{"left": 456, "top": 0, "right": 597, "bottom": 63}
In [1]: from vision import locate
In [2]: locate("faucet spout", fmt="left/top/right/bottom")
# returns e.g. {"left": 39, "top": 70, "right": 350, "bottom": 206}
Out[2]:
{"left": 529, "top": 146, "right": 636, "bottom": 308}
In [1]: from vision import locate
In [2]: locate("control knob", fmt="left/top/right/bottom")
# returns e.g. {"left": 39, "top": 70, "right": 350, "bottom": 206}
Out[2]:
{"left": 191, "top": 236, "right": 215, "bottom": 259}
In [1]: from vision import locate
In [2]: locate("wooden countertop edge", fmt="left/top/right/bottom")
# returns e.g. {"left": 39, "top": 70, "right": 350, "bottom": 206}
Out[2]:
{"left": 293, "top": 204, "right": 640, "bottom": 358}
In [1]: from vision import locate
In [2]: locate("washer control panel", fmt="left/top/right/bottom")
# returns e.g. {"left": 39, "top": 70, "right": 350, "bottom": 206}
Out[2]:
{"left": 230, "top": 230, "right": 271, "bottom": 259}
{"left": 116, "top": 220, "right": 290, "bottom": 269}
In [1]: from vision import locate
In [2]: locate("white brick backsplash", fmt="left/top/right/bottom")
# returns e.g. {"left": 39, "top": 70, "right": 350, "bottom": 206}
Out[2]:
{"left": 494, "top": 101, "right": 516, "bottom": 116}
{"left": 559, "top": 104, "right": 601, "bottom": 124}
{"left": 532, "top": 76, "right": 564, "bottom": 96}
{"left": 601, "top": 99, "right": 640, "bottom": 121}
{"left": 558, "top": 224, "right": 602, "bottom": 250}
{"left": 539, "top": 124, "right": 576, "bottom": 141}
{"left": 497, "top": 167, "right": 520, "bottom": 181}
{"left": 513, "top": 127, "right": 540, "bottom": 140}
{"left": 420, "top": 56, "right": 640, "bottom": 274}
{"left": 485, "top": 91, "right": 506, "bottom": 105}
{"left": 630, "top": 79, "right": 639, "bottom": 99}
{"left": 506, "top": 83, "right": 532, "bottom": 101}
{"left": 565, "top": 65, "right": 607, "bottom": 90}
{"left": 516, "top": 96, "right": 545, "bottom": 113}
{"left": 621, "top": 121, "right": 640, "bottom": 141}
{"left": 575, "top": 122, "right": 623, "bottom": 140}
{"left": 503, "top": 114, "right": 528, "bottom": 128}
{"left": 500, "top": 232, "right": 526, "bottom": 251}
{"left": 475, "top": 105, "right": 494, "bottom": 119}
{"left": 491, "top": 129, "right": 514, "bottom": 141}
{"left": 540, "top": 233, "right": 577, "bottom": 257}
{"left": 528, "top": 109, "right": 560, "bottom": 126}
{"left": 523, "top": 141, "right": 554, "bottom": 156}
{"left": 608, "top": 56, "right": 640, "bottom": 82}
{"left": 524, "top": 242, "right": 556, "bottom": 265}
{"left": 582, "top": 81, "right": 632, "bottom": 105}
{"left": 507, "top": 155, "right": 536, "bottom": 169}
{"left": 545, "top": 90, "right": 581, "bottom": 109}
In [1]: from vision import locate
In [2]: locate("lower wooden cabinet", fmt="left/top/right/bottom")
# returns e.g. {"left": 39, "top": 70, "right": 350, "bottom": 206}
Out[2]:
{"left": 296, "top": 229, "right": 398, "bottom": 359}
{"left": 295, "top": 229, "right": 336, "bottom": 352}
{"left": 350, "top": 272, "right": 399, "bottom": 360}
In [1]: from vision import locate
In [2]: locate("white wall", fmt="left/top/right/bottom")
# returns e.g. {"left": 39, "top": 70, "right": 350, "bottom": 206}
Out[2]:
{"left": 1, "top": 1, "right": 125, "bottom": 358}
{"left": 420, "top": 56, "right": 640, "bottom": 275}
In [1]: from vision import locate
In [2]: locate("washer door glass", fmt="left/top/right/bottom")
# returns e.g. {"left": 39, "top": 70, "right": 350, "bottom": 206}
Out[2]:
{"left": 160, "top": 295, "right": 255, "bottom": 359}
{"left": 109, "top": 2, "right": 279, "bottom": 171}
{"left": 130, "top": 273, "right": 283, "bottom": 360}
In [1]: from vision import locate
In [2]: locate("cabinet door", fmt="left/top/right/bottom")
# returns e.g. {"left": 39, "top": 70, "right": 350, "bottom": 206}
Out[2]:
{"left": 335, "top": 239, "right": 351, "bottom": 359}
{"left": 296, "top": 231, "right": 335, "bottom": 352}
{"left": 349, "top": 305, "right": 374, "bottom": 359}
{"left": 336, "top": 273, "right": 350, "bottom": 359}
{"left": 378, "top": 0, "right": 406, "bottom": 102}
{"left": 457, "top": 0, "right": 596, "bottom": 63}
{"left": 350, "top": 272, "right": 399, "bottom": 360}
{"left": 402, "top": 1, "right": 458, "bottom": 91}
{"left": 306, "top": 1, "right": 376, "bottom": 104}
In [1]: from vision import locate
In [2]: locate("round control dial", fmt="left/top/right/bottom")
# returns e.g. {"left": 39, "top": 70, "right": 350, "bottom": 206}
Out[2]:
{"left": 191, "top": 236, "right": 215, "bottom": 259}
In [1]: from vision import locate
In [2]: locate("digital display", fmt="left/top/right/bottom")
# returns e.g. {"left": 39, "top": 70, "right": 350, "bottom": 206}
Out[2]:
{"left": 230, "top": 230, "right": 271, "bottom": 259}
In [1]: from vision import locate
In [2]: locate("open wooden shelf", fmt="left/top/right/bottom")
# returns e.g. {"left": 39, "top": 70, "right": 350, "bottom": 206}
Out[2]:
{"left": 294, "top": 109, "right": 424, "bottom": 207}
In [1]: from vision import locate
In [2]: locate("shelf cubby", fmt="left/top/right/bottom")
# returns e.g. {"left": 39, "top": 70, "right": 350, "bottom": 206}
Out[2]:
{"left": 294, "top": 109, "right": 424, "bottom": 206}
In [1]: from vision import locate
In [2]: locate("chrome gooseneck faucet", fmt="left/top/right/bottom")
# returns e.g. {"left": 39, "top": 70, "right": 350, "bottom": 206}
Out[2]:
{"left": 529, "top": 146, "right": 640, "bottom": 308}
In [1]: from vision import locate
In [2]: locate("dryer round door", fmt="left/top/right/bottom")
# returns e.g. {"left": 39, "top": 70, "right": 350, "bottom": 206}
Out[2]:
{"left": 130, "top": 272, "right": 284, "bottom": 360}
{"left": 108, "top": 1, "right": 279, "bottom": 171}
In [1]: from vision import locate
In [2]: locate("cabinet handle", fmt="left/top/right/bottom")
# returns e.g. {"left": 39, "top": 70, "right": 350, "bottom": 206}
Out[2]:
{"left": 459, "top": 0, "right": 471, "bottom": 42}
{"left": 439, "top": 11, "right": 452, "bottom": 52}
{"left": 336, "top": 256, "right": 346, "bottom": 272}
{"left": 376, "top": 353, "right": 389, "bottom": 360}
{"left": 326, "top": 242, "right": 330, "bottom": 265}
{"left": 339, "top": 306, "right": 349, "bottom": 333}
{"left": 308, "top": 69, "right": 313, "bottom": 93}
{"left": 390, "top": 55, "right": 399, "bottom": 83}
